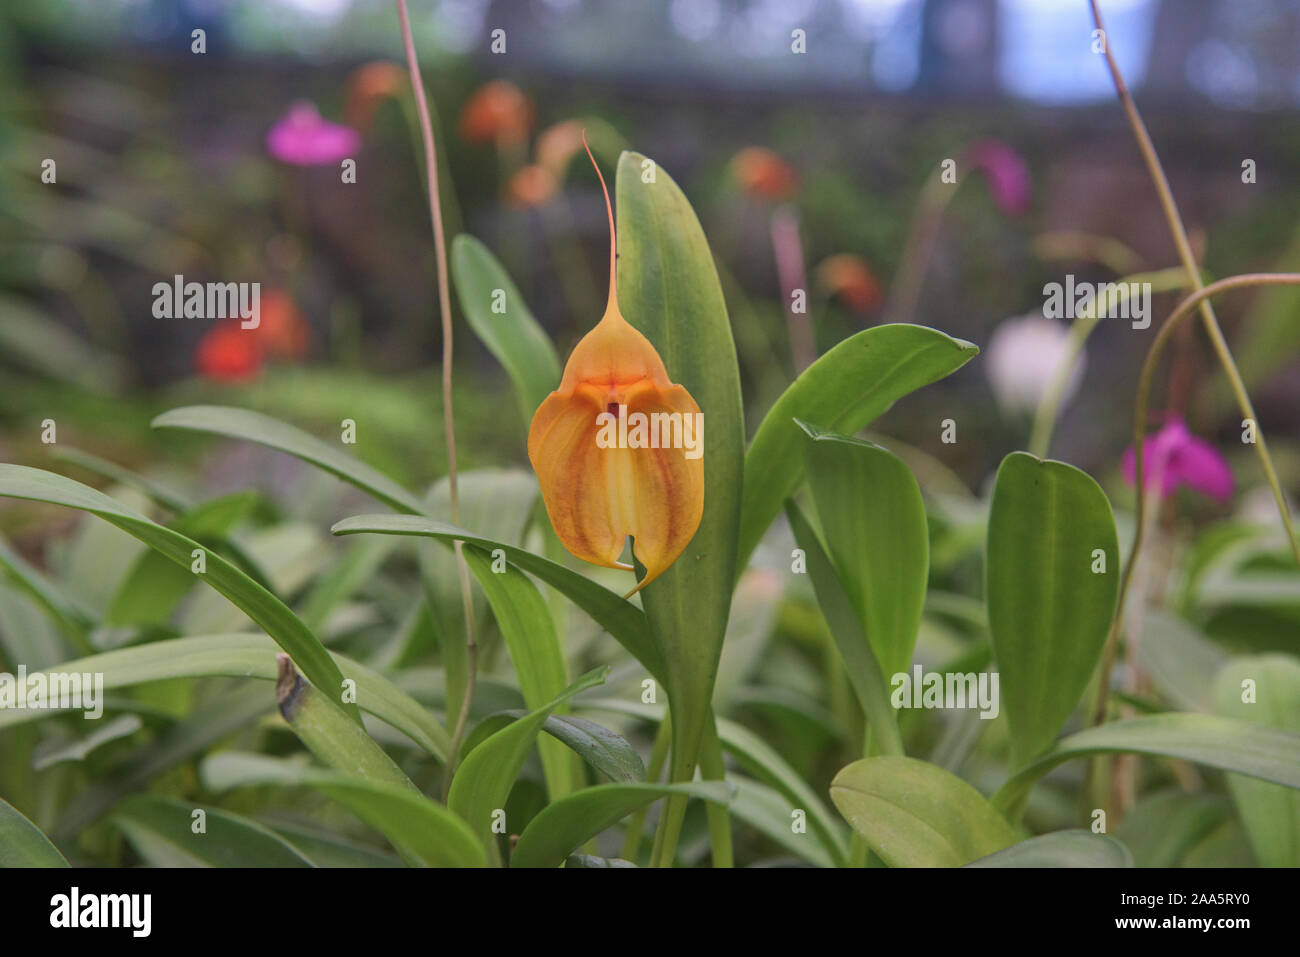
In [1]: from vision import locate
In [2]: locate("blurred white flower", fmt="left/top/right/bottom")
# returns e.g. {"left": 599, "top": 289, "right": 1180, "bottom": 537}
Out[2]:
{"left": 985, "top": 314, "right": 1084, "bottom": 416}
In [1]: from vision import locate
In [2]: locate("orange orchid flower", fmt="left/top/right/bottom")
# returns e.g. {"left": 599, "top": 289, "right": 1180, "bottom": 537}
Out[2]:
{"left": 528, "top": 135, "right": 704, "bottom": 596}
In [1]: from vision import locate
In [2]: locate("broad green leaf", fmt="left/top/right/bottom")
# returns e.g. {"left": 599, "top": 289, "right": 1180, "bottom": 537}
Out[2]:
{"left": 0, "top": 465, "right": 359, "bottom": 724}
{"left": 459, "top": 547, "right": 575, "bottom": 799}
{"left": 450, "top": 233, "right": 561, "bottom": 424}
{"left": 799, "top": 422, "right": 928, "bottom": 681}
{"left": 830, "top": 756, "right": 1018, "bottom": 867}
{"left": 966, "top": 830, "right": 1132, "bottom": 867}
{"left": 986, "top": 452, "right": 1119, "bottom": 764}
{"left": 0, "top": 797, "right": 69, "bottom": 867}
{"left": 266, "top": 822, "right": 401, "bottom": 867}
{"left": 331, "top": 513, "right": 661, "bottom": 678}
{"left": 449, "top": 668, "right": 608, "bottom": 863}
{"left": 201, "top": 752, "right": 485, "bottom": 867}
{"left": 152, "top": 405, "right": 426, "bottom": 514}
{"left": 739, "top": 324, "right": 978, "bottom": 569}
{"left": 617, "top": 149, "right": 745, "bottom": 805}
{"left": 509, "top": 781, "right": 735, "bottom": 868}
{"left": 1213, "top": 654, "right": 1300, "bottom": 867}
{"left": 993, "top": 713, "right": 1300, "bottom": 819}
{"left": 112, "top": 795, "right": 313, "bottom": 867}
{"left": 0, "top": 634, "right": 449, "bottom": 761}
{"left": 785, "top": 501, "right": 902, "bottom": 758}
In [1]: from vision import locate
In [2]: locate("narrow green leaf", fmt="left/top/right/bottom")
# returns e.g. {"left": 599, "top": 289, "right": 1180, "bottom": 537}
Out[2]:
{"left": 785, "top": 500, "right": 902, "bottom": 758}
{"left": 799, "top": 422, "right": 929, "bottom": 681}
{"left": 509, "top": 781, "right": 735, "bottom": 868}
{"left": 152, "top": 405, "right": 426, "bottom": 514}
{"left": 0, "top": 465, "right": 359, "bottom": 724}
{"left": 451, "top": 233, "right": 562, "bottom": 424}
{"left": 468, "top": 711, "right": 646, "bottom": 783}
{"left": 616, "top": 149, "right": 745, "bottom": 806}
{"left": 1213, "top": 654, "right": 1300, "bottom": 867}
{"left": 740, "top": 324, "right": 978, "bottom": 568}
{"left": 966, "top": 830, "right": 1132, "bottom": 868}
{"left": 459, "top": 547, "right": 574, "bottom": 799}
{"left": 986, "top": 452, "right": 1119, "bottom": 764}
{"left": 276, "top": 656, "right": 419, "bottom": 793}
{"left": 830, "top": 756, "right": 1018, "bottom": 867}
{"left": 0, "top": 797, "right": 69, "bottom": 867}
{"left": 201, "top": 752, "right": 485, "bottom": 867}
{"left": 0, "top": 537, "right": 94, "bottom": 654}
{"left": 993, "top": 713, "right": 1300, "bottom": 818}
{"left": 331, "top": 514, "right": 661, "bottom": 678}
{"left": 449, "top": 668, "right": 608, "bottom": 863}
{"left": 729, "top": 777, "right": 838, "bottom": 869}
{"left": 112, "top": 795, "right": 313, "bottom": 867}
{"left": 0, "top": 634, "right": 449, "bottom": 761}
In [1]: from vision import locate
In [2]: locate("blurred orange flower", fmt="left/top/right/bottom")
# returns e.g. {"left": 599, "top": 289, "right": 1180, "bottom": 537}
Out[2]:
{"left": 528, "top": 135, "right": 704, "bottom": 595}
{"left": 196, "top": 322, "right": 262, "bottom": 382}
{"left": 256, "top": 288, "right": 311, "bottom": 360}
{"left": 345, "top": 61, "right": 405, "bottom": 132}
{"left": 815, "top": 254, "right": 882, "bottom": 314}
{"left": 504, "top": 164, "right": 558, "bottom": 208}
{"left": 730, "top": 146, "right": 798, "bottom": 201}
{"left": 458, "top": 80, "right": 533, "bottom": 148}
{"left": 535, "top": 119, "right": 585, "bottom": 176}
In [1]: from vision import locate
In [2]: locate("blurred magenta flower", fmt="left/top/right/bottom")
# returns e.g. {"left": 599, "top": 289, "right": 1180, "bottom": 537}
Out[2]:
{"left": 1122, "top": 417, "right": 1234, "bottom": 503}
{"left": 966, "top": 139, "right": 1030, "bottom": 217}
{"left": 266, "top": 101, "right": 361, "bottom": 166}
{"left": 985, "top": 314, "right": 1082, "bottom": 415}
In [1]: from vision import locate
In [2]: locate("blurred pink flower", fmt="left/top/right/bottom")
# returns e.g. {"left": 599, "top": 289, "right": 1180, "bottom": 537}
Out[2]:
{"left": 1122, "top": 417, "right": 1234, "bottom": 503}
{"left": 266, "top": 101, "right": 360, "bottom": 166}
{"left": 966, "top": 139, "right": 1030, "bottom": 218}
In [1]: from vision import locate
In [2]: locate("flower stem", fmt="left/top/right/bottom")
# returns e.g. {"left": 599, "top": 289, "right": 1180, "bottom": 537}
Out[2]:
{"left": 1090, "top": 0, "right": 1298, "bottom": 567}
{"left": 396, "top": 0, "right": 478, "bottom": 795}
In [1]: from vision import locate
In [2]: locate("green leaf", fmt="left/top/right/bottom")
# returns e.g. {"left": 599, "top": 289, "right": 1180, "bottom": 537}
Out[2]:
{"left": 966, "top": 830, "right": 1132, "bottom": 867}
{"left": 111, "top": 795, "right": 313, "bottom": 867}
{"left": 616, "top": 149, "right": 745, "bottom": 800}
{"left": 739, "top": 324, "right": 978, "bottom": 569}
{"left": 986, "top": 452, "right": 1119, "bottom": 764}
{"left": 1138, "top": 611, "right": 1226, "bottom": 712}
{"left": 799, "top": 421, "right": 928, "bottom": 681}
{"left": 830, "top": 756, "right": 1018, "bottom": 867}
{"left": 0, "top": 465, "right": 359, "bottom": 725}
{"left": 449, "top": 668, "right": 608, "bottom": 863}
{"left": 201, "top": 752, "right": 485, "bottom": 867}
{"left": 0, "top": 537, "right": 94, "bottom": 654}
{"left": 0, "top": 797, "right": 69, "bottom": 867}
{"left": 468, "top": 711, "right": 646, "bottom": 783}
{"left": 331, "top": 514, "right": 661, "bottom": 678}
{"left": 152, "top": 405, "right": 426, "bottom": 514}
{"left": 1114, "top": 790, "right": 1231, "bottom": 867}
{"left": 0, "top": 634, "right": 449, "bottom": 761}
{"left": 276, "top": 656, "right": 420, "bottom": 793}
{"left": 1213, "top": 654, "right": 1300, "bottom": 867}
{"left": 458, "top": 547, "right": 575, "bottom": 799}
{"left": 266, "top": 822, "right": 402, "bottom": 867}
{"left": 993, "top": 713, "right": 1300, "bottom": 819}
{"left": 106, "top": 491, "right": 261, "bottom": 626}
{"left": 450, "top": 233, "right": 562, "bottom": 424}
{"left": 509, "top": 781, "right": 735, "bottom": 869}
{"left": 580, "top": 697, "right": 849, "bottom": 866}
{"left": 50, "top": 446, "right": 193, "bottom": 512}
{"left": 785, "top": 501, "right": 902, "bottom": 758}
{"left": 729, "top": 777, "right": 838, "bottom": 868}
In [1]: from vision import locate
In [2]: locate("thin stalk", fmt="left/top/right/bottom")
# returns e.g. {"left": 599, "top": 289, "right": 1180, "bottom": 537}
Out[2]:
{"left": 1090, "top": 0, "right": 1299, "bottom": 567}
{"left": 888, "top": 165, "right": 954, "bottom": 324}
{"left": 1027, "top": 266, "right": 1190, "bottom": 458}
{"left": 396, "top": 0, "right": 478, "bottom": 797}
{"left": 1092, "top": 273, "right": 1300, "bottom": 733}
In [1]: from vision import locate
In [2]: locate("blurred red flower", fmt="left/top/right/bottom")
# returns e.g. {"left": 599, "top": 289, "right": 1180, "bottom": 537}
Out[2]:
{"left": 458, "top": 80, "right": 533, "bottom": 148}
{"left": 815, "top": 254, "right": 882, "bottom": 314}
{"left": 257, "top": 288, "right": 311, "bottom": 360}
{"left": 345, "top": 61, "right": 406, "bottom": 133}
{"left": 196, "top": 322, "right": 262, "bottom": 382}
